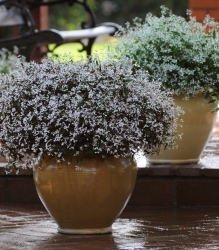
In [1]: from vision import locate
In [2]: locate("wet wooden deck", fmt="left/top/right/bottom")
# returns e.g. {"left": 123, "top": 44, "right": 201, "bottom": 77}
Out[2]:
{"left": 0, "top": 117, "right": 218, "bottom": 249}
{"left": 1, "top": 204, "right": 219, "bottom": 249}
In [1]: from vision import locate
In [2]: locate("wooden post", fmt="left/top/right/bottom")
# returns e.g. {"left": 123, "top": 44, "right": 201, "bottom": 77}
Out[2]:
{"left": 31, "top": 4, "right": 48, "bottom": 30}
{"left": 30, "top": 1, "right": 49, "bottom": 61}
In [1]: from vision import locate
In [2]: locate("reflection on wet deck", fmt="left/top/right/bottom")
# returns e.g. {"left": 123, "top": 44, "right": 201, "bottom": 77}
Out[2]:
{"left": 0, "top": 116, "right": 218, "bottom": 249}
{"left": 1, "top": 205, "right": 219, "bottom": 249}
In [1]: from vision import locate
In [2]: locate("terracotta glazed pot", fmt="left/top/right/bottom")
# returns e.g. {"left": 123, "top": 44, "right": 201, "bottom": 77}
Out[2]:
{"left": 147, "top": 94, "right": 218, "bottom": 164}
{"left": 33, "top": 154, "right": 137, "bottom": 234}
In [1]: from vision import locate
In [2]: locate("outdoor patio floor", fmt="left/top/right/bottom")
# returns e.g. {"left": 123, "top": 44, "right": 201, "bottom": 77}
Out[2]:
{"left": 0, "top": 116, "right": 218, "bottom": 250}
{"left": 1, "top": 204, "right": 219, "bottom": 249}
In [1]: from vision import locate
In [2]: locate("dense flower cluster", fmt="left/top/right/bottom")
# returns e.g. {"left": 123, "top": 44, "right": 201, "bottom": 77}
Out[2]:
{"left": 114, "top": 6, "right": 219, "bottom": 102}
{"left": 0, "top": 57, "right": 182, "bottom": 170}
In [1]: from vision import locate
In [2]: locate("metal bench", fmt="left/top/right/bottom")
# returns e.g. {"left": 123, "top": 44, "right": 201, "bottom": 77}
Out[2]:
{"left": 0, "top": 0, "right": 120, "bottom": 61}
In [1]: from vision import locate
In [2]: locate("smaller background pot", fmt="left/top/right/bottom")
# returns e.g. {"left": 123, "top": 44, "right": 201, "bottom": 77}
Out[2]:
{"left": 33, "top": 155, "right": 137, "bottom": 234}
{"left": 147, "top": 94, "right": 218, "bottom": 164}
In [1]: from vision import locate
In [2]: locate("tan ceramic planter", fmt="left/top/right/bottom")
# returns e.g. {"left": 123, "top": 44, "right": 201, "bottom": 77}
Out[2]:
{"left": 33, "top": 154, "right": 137, "bottom": 234}
{"left": 147, "top": 94, "right": 218, "bottom": 164}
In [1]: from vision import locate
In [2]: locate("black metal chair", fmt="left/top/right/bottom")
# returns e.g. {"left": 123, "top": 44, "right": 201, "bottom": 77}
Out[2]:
{"left": 0, "top": 0, "right": 120, "bottom": 61}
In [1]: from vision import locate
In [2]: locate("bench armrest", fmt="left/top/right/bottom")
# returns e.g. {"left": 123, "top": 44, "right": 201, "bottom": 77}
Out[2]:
{"left": 52, "top": 22, "right": 120, "bottom": 42}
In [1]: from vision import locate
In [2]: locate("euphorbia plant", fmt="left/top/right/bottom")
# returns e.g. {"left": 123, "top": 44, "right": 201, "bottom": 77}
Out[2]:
{"left": 0, "top": 57, "right": 182, "bottom": 173}
{"left": 114, "top": 6, "right": 219, "bottom": 109}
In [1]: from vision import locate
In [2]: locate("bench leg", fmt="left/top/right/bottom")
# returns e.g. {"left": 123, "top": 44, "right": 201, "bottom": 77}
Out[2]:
{"left": 78, "top": 38, "right": 96, "bottom": 56}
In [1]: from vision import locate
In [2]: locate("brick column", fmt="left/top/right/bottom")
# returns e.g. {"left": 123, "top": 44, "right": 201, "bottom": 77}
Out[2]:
{"left": 189, "top": 1, "right": 219, "bottom": 137}
{"left": 189, "top": 0, "right": 219, "bottom": 21}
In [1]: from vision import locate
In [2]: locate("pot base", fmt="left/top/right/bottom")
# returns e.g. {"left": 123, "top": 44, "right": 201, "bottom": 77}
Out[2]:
{"left": 147, "top": 158, "right": 199, "bottom": 164}
{"left": 58, "top": 226, "right": 112, "bottom": 235}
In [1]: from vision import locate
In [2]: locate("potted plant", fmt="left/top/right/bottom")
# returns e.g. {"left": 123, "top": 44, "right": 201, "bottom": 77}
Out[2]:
{"left": 0, "top": 57, "right": 181, "bottom": 234}
{"left": 113, "top": 6, "right": 219, "bottom": 164}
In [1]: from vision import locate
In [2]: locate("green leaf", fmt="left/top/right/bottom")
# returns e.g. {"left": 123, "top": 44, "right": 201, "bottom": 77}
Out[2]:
{"left": 213, "top": 30, "right": 216, "bottom": 39}
{"left": 205, "top": 91, "right": 210, "bottom": 99}
{"left": 208, "top": 99, "right": 215, "bottom": 104}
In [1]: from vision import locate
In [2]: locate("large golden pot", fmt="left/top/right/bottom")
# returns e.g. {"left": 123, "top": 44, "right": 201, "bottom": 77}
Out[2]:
{"left": 147, "top": 94, "right": 218, "bottom": 164}
{"left": 33, "top": 154, "right": 137, "bottom": 234}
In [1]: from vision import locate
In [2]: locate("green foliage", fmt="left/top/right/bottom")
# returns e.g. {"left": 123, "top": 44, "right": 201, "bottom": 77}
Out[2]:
{"left": 114, "top": 6, "right": 219, "bottom": 105}
{"left": 95, "top": 0, "right": 188, "bottom": 25}
{"left": 49, "top": 0, "right": 188, "bottom": 29}
{"left": 49, "top": 0, "right": 96, "bottom": 30}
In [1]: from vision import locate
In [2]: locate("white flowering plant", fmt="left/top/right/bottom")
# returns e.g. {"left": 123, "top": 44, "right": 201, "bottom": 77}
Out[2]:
{"left": 0, "top": 47, "right": 25, "bottom": 75}
{"left": 114, "top": 6, "right": 219, "bottom": 107}
{"left": 0, "top": 57, "right": 182, "bottom": 172}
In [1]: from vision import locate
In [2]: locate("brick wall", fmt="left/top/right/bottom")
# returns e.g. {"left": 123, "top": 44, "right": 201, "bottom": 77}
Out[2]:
{"left": 190, "top": 0, "right": 219, "bottom": 21}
